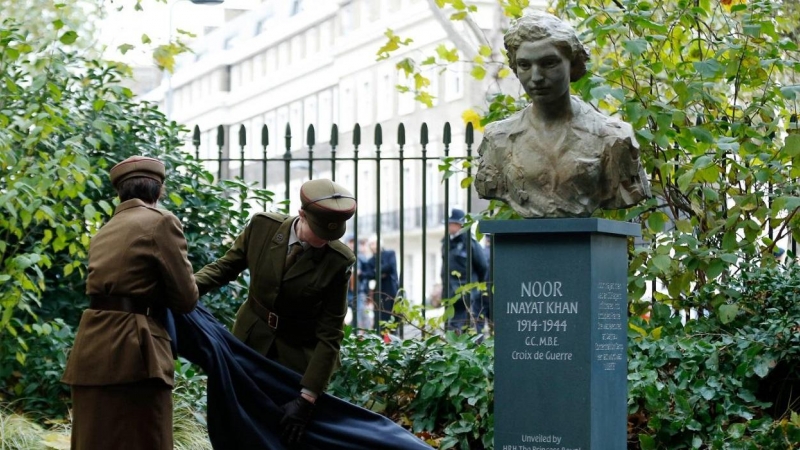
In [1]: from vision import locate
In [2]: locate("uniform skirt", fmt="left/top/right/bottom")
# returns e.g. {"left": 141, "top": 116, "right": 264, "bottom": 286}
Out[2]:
{"left": 71, "top": 379, "right": 172, "bottom": 450}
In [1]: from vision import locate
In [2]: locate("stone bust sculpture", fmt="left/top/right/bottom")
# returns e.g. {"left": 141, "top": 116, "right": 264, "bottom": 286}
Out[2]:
{"left": 475, "top": 12, "right": 650, "bottom": 218}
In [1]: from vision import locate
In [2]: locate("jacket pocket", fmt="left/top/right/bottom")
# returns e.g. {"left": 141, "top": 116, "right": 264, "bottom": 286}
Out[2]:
{"left": 135, "top": 314, "right": 175, "bottom": 386}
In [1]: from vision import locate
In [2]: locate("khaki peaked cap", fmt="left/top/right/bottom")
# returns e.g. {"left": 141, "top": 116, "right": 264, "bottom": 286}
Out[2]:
{"left": 110, "top": 156, "right": 166, "bottom": 188}
{"left": 300, "top": 179, "right": 356, "bottom": 241}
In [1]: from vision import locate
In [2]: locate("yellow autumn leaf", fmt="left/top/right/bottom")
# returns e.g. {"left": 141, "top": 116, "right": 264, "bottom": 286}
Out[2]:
{"left": 720, "top": 0, "right": 746, "bottom": 11}
{"left": 462, "top": 108, "right": 483, "bottom": 132}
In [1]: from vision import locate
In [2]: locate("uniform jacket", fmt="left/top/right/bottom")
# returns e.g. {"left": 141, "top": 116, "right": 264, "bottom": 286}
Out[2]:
{"left": 62, "top": 199, "right": 198, "bottom": 387}
{"left": 193, "top": 212, "right": 355, "bottom": 394}
{"left": 441, "top": 230, "right": 489, "bottom": 310}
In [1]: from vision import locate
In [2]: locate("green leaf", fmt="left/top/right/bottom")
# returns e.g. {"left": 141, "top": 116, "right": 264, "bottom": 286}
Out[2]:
{"left": 117, "top": 44, "right": 135, "bottom": 55}
{"left": 718, "top": 304, "right": 738, "bottom": 324}
{"left": 622, "top": 38, "right": 648, "bottom": 57}
{"left": 779, "top": 85, "right": 800, "bottom": 99}
{"left": 693, "top": 60, "right": 722, "bottom": 78}
{"left": 784, "top": 135, "right": 800, "bottom": 157}
{"left": 639, "top": 434, "right": 656, "bottom": 450}
{"left": 753, "top": 357, "right": 775, "bottom": 378}
{"left": 647, "top": 211, "right": 667, "bottom": 232}
{"left": 677, "top": 170, "right": 695, "bottom": 192}
{"left": 470, "top": 65, "right": 486, "bottom": 80}
{"left": 689, "top": 127, "right": 713, "bottom": 143}
{"left": 706, "top": 259, "right": 725, "bottom": 279}
{"left": 59, "top": 31, "right": 78, "bottom": 45}
{"left": 651, "top": 255, "right": 671, "bottom": 273}
{"left": 728, "top": 423, "right": 746, "bottom": 439}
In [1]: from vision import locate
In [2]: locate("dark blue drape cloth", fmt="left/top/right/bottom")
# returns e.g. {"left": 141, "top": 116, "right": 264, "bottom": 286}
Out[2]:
{"left": 171, "top": 304, "right": 434, "bottom": 450}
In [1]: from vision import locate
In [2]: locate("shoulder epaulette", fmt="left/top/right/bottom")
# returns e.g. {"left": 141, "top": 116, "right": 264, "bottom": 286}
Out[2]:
{"left": 253, "top": 211, "right": 288, "bottom": 223}
{"left": 328, "top": 240, "right": 355, "bottom": 261}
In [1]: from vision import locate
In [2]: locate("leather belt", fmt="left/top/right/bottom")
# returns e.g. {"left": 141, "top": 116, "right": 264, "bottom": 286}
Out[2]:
{"left": 247, "top": 298, "right": 315, "bottom": 332}
{"left": 89, "top": 294, "right": 153, "bottom": 316}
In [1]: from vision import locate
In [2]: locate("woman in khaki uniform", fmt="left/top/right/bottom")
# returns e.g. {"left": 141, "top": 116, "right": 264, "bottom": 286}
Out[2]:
{"left": 62, "top": 156, "right": 198, "bottom": 450}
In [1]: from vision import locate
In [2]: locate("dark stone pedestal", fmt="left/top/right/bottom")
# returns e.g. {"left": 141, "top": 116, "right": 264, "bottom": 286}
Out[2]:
{"left": 480, "top": 219, "right": 640, "bottom": 450}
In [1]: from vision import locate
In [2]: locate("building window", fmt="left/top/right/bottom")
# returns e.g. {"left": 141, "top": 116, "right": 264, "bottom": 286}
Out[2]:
{"left": 278, "top": 42, "right": 290, "bottom": 68}
{"left": 306, "top": 27, "right": 319, "bottom": 56}
{"left": 318, "top": 90, "right": 332, "bottom": 140}
{"left": 319, "top": 20, "right": 333, "bottom": 51}
{"left": 444, "top": 61, "right": 464, "bottom": 102}
{"left": 253, "top": 54, "right": 263, "bottom": 80}
{"left": 224, "top": 35, "right": 238, "bottom": 50}
{"left": 266, "top": 48, "right": 277, "bottom": 74}
{"left": 292, "top": 34, "right": 305, "bottom": 61}
{"left": 357, "top": 75, "right": 373, "bottom": 126}
{"left": 423, "top": 66, "right": 440, "bottom": 107}
{"left": 291, "top": 0, "right": 304, "bottom": 16}
{"left": 340, "top": 2, "right": 354, "bottom": 35}
{"left": 243, "top": 58, "right": 253, "bottom": 85}
{"left": 397, "top": 72, "right": 415, "bottom": 116}
{"left": 376, "top": 69, "right": 393, "bottom": 122}
{"left": 363, "top": 0, "right": 380, "bottom": 22}
{"left": 191, "top": 80, "right": 200, "bottom": 105}
{"left": 231, "top": 65, "right": 241, "bottom": 89}
{"left": 340, "top": 79, "right": 355, "bottom": 131}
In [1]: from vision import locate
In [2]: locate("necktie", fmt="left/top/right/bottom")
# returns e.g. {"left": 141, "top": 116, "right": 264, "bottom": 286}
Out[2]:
{"left": 285, "top": 242, "right": 304, "bottom": 269}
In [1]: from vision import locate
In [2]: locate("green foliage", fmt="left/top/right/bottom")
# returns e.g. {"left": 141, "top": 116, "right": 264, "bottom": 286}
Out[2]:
{"left": 551, "top": 0, "right": 800, "bottom": 309}
{"left": 0, "top": 319, "right": 72, "bottom": 421}
{"left": 628, "top": 263, "right": 800, "bottom": 448}
{"left": 0, "top": 0, "right": 102, "bottom": 51}
{"left": 172, "top": 358, "right": 208, "bottom": 427}
{"left": 329, "top": 316, "right": 493, "bottom": 449}
{"left": 0, "top": 18, "right": 267, "bottom": 418}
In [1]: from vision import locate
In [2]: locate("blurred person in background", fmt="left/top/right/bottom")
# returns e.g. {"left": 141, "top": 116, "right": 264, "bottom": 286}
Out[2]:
{"left": 363, "top": 235, "right": 400, "bottom": 335}
{"left": 441, "top": 208, "right": 488, "bottom": 333}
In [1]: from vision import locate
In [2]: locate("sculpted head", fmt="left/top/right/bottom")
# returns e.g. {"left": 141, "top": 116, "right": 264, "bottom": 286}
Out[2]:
{"left": 504, "top": 12, "right": 589, "bottom": 83}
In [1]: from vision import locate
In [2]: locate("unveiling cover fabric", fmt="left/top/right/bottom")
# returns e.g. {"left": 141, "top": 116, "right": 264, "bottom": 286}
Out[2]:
{"left": 172, "top": 304, "right": 434, "bottom": 450}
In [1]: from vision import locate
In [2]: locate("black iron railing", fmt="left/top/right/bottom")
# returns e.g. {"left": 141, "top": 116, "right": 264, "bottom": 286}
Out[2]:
{"left": 187, "top": 121, "right": 485, "bottom": 336}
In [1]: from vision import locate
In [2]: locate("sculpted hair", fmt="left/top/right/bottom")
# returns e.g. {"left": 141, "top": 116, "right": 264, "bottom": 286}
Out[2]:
{"left": 116, "top": 177, "right": 164, "bottom": 204}
{"left": 504, "top": 12, "right": 589, "bottom": 82}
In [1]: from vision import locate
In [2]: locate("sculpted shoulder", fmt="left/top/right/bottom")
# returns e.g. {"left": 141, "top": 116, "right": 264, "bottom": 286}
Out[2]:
{"left": 572, "top": 97, "right": 635, "bottom": 141}
{"left": 483, "top": 107, "right": 529, "bottom": 139}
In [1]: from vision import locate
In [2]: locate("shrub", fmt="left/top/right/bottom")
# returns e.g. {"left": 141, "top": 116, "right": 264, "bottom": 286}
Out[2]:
{"left": 0, "top": 18, "right": 267, "bottom": 419}
{"left": 628, "top": 263, "right": 800, "bottom": 449}
{"left": 329, "top": 313, "right": 493, "bottom": 450}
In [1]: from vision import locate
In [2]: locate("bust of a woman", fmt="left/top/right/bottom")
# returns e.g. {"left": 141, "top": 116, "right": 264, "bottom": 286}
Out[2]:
{"left": 475, "top": 12, "right": 650, "bottom": 218}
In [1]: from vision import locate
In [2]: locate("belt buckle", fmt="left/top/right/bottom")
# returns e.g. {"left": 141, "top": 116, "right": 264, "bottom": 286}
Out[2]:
{"left": 268, "top": 312, "right": 279, "bottom": 329}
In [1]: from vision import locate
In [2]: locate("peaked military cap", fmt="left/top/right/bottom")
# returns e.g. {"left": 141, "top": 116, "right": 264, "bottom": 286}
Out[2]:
{"left": 300, "top": 179, "right": 357, "bottom": 241}
{"left": 110, "top": 156, "right": 166, "bottom": 188}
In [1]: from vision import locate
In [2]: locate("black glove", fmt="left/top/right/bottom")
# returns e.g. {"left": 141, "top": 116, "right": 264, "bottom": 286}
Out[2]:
{"left": 280, "top": 396, "right": 315, "bottom": 446}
